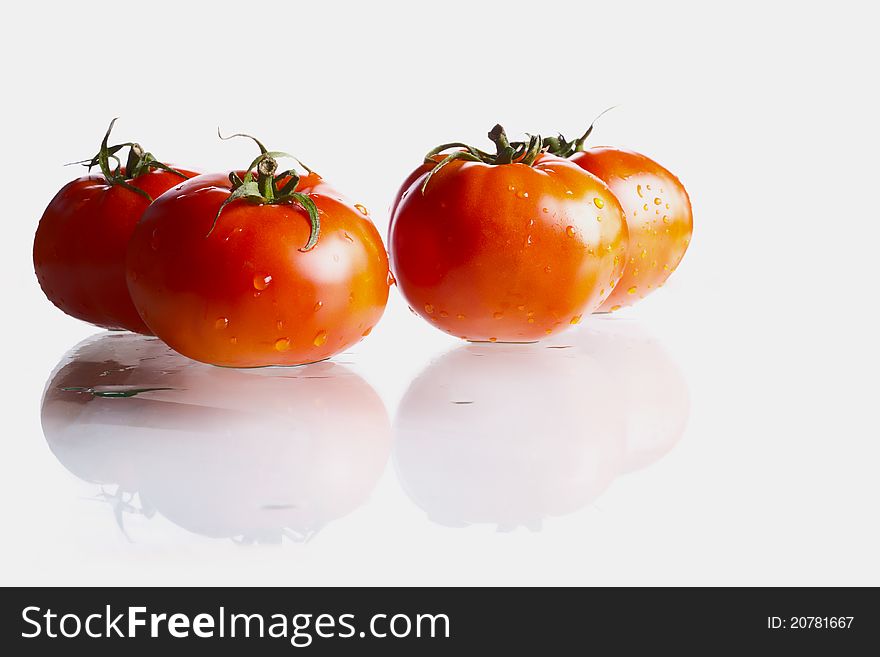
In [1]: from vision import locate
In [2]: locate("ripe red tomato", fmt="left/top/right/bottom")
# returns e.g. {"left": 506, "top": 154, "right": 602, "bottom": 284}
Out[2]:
{"left": 389, "top": 126, "right": 628, "bottom": 342}
{"left": 568, "top": 148, "right": 692, "bottom": 311}
{"left": 126, "top": 136, "right": 390, "bottom": 367}
{"left": 33, "top": 120, "right": 194, "bottom": 333}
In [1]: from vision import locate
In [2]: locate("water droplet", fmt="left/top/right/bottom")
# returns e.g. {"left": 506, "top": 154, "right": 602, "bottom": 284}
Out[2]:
{"left": 276, "top": 320, "right": 284, "bottom": 330}
{"left": 362, "top": 326, "right": 373, "bottom": 337}
{"left": 354, "top": 203, "right": 369, "bottom": 215}
{"left": 508, "top": 185, "right": 516, "bottom": 192}
{"left": 611, "top": 305, "right": 621, "bottom": 311}
{"left": 596, "top": 216, "right": 602, "bottom": 222}
{"left": 544, "top": 265, "right": 552, "bottom": 273}
{"left": 274, "top": 337, "right": 291, "bottom": 351}
{"left": 313, "top": 331, "right": 328, "bottom": 347}
{"left": 313, "top": 301, "right": 323, "bottom": 312}
{"left": 343, "top": 232, "right": 354, "bottom": 243}
{"left": 663, "top": 264, "right": 671, "bottom": 271}
{"left": 493, "top": 311, "right": 504, "bottom": 320}
{"left": 593, "top": 197, "right": 604, "bottom": 209}
{"left": 600, "top": 288, "right": 605, "bottom": 295}
{"left": 516, "top": 304, "right": 526, "bottom": 311}
{"left": 229, "top": 336, "right": 237, "bottom": 344}
{"left": 424, "top": 303, "right": 434, "bottom": 314}
{"left": 150, "top": 228, "right": 160, "bottom": 251}
{"left": 525, "top": 234, "right": 534, "bottom": 246}
{"left": 640, "top": 248, "right": 648, "bottom": 259}
{"left": 646, "top": 184, "right": 652, "bottom": 191}
{"left": 386, "top": 271, "right": 396, "bottom": 286}
{"left": 545, "top": 329, "right": 552, "bottom": 335}
{"left": 456, "top": 313, "right": 465, "bottom": 320}
{"left": 665, "top": 203, "right": 670, "bottom": 209}
{"left": 662, "top": 215, "right": 671, "bottom": 224}
{"left": 570, "top": 315, "right": 582, "bottom": 325}
{"left": 253, "top": 274, "right": 272, "bottom": 290}
{"left": 627, "top": 286, "right": 637, "bottom": 294}
{"left": 214, "top": 317, "right": 229, "bottom": 330}
{"left": 440, "top": 310, "right": 449, "bottom": 318}
{"left": 637, "top": 184, "right": 644, "bottom": 198}
{"left": 565, "top": 190, "right": 573, "bottom": 195}
{"left": 654, "top": 197, "right": 662, "bottom": 205}
{"left": 643, "top": 203, "right": 649, "bottom": 211}
{"left": 516, "top": 190, "right": 529, "bottom": 198}
{"left": 542, "top": 207, "right": 549, "bottom": 213}
{"left": 565, "top": 226, "right": 576, "bottom": 238}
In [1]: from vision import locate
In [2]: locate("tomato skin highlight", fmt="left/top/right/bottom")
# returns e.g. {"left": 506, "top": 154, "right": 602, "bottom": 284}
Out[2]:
{"left": 33, "top": 169, "right": 194, "bottom": 333}
{"left": 389, "top": 155, "right": 628, "bottom": 342}
{"left": 126, "top": 172, "right": 390, "bottom": 368}
{"left": 568, "top": 148, "right": 692, "bottom": 311}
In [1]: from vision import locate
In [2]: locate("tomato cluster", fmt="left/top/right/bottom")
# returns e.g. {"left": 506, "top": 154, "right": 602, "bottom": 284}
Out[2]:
{"left": 34, "top": 118, "right": 691, "bottom": 367}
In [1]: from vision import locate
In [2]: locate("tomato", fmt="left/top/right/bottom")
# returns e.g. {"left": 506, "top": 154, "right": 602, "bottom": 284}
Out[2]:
{"left": 41, "top": 333, "right": 391, "bottom": 541}
{"left": 389, "top": 126, "right": 628, "bottom": 342}
{"left": 33, "top": 119, "right": 194, "bottom": 333}
{"left": 126, "top": 135, "right": 390, "bottom": 367}
{"left": 568, "top": 148, "right": 692, "bottom": 311}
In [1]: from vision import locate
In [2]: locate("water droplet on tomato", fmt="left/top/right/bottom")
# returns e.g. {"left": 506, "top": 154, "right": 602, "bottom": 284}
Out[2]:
{"left": 516, "top": 304, "right": 526, "bottom": 311}
{"left": 276, "top": 320, "right": 284, "bottom": 330}
{"left": 565, "top": 226, "right": 576, "bottom": 238}
{"left": 544, "top": 265, "right": 552, "bottom": 273}
{"left": 662, "top": 215, "right": 671, "bottom": 224}
{"left": 274, "top": 337, "right": 290, "bottom": 351}
{"left": 313, "top": 331, "right": 328, "bottom": 347}
{"left": 354, "top": 203, "right": 369, "bottom": 215}
{"left": 570, "top": 315, "right": 582, "bottom": 325}
{"left": 489, "top": 337, "right": 498, "bottom": 342}
{"left": 637, "top": 184, "right": 644, "bottom": 198}
{"left": 516, "top": 190, "right": 529, "bottom": 199}
{"left": 362, "top": 326, "right": 373, "bottom": 337}
{"left": 230, "top": 336, "right": 238, "bottom": 344}
{"left": 343, "top": 232, "right": 354, "bottom": 243}
{"left": 440, "top": 310, "right": 449, "bottom": 318}
{"left": 253, "top": 274, "right": 272, "bottom": 290}
{"left": 150, "top": 228, "right": 160, "bottom": 251}
{"left": 457, "top": 313, "right": 465, "bottom": 320}
{"left": 424, "top": 303, "right": 434, "bottom": 314}
{"left": 611, "top": 305, "right": 621, "bottom": 311}
{"left": 214, "top": 317, "right": 229, "bottom": 330}
{"left": 314, "top": 301, "right": 323, "bottom": 312}
{"left": 593, "top": 197, "right": 604, "bottom": 209}
{"left": 654, "top": 197, "right": 662, "bottom": 205}
{"left": 627, "top": 286, "right": 637, "bottom": 294}
{"left": 386, "top": 271, "right": 396, "bottom": 286}
{"left": 493, "top": 311, "right": 504, "bottom": 319}
{"left": 643, "top": 203, "right": 649, "bottom": 211}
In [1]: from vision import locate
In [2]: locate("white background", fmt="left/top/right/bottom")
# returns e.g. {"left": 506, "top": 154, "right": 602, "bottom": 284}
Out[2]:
{"left": 1, "top": 0, "right": 878, "bottom": 586}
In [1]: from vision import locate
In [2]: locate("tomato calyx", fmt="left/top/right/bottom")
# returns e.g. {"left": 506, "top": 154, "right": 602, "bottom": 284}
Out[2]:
{"left": 70, "top": 118, "right": 188, "bottom": 202}
{"left": 521, "top": 106, "right": 619, "bottom": 158}
{"left": 420, "top": 124, "right": 548, "bottom": 194}
{"left": 209, "top": 132, "right": 321, "bottom": 252}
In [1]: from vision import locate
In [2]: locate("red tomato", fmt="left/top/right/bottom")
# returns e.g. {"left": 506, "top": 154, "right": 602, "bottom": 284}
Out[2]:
{"left": 33, "top": 120, "right": 194, "bottom": 333}
{"left": 568, "top": 148, "right": 692, "bottom": 311}
{"left": 389, "top": 126, "right": 628, "bottom": 342}
{"left": 126, "top": 137, "right": 390, "bottom": 367}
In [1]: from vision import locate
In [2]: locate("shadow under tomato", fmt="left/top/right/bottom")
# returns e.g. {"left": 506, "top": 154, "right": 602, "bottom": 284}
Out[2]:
{"left": 392, "top": 316, "right": 689, "bottom": 531}
{"left": 40, "top": 333, "right": 391, "bottom": 544}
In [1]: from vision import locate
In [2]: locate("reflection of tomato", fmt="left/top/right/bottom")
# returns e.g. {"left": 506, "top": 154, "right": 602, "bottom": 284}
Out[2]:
{"left": 394, "top": 342, "right": 624, "bottom": 529}
{"left": 389, "top": 127, "right": 628, "bottom": 342}
{"left": 553, "top": 318, "right": 689, "bottom": 471}
{"left": 41, "top": 333, "right": 391, "bottom": 542}
{"left": 33, "top": 121, "right": 193, "bottom": 333}
{"left": 127, "top": 138, "right": 390, "bottom": 367}
{"left": 566, "top": 148, "right": 692, "bottom": 312}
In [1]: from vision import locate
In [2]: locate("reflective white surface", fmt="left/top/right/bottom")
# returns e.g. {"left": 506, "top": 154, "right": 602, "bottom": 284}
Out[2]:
{"left": 2, "top": 0, "right": 879, "bottom": 586}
